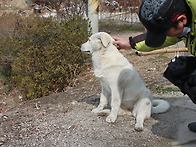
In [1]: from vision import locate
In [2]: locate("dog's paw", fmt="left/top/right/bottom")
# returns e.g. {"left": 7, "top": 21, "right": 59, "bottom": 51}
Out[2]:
{"left": 106, "top": 115, "right": 117, "bottom": 123}
{"left": 134, "top": 124, "right": 143, "bottom": 131}
{"left": 92, "top": 108, "right": 102, "bottom": 114}
{"left": 97, "top": 109, "right": 110, "bottom": 116}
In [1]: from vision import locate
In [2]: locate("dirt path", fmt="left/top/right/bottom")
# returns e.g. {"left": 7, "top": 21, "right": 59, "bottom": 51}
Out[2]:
{"left": 1, "top": 31, "right": 196, "bottom": 147}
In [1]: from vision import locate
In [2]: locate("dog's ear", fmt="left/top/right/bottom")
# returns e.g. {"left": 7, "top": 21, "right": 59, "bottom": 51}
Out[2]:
{"left": 99, "top": 33, "right": 111, "bottom": 48}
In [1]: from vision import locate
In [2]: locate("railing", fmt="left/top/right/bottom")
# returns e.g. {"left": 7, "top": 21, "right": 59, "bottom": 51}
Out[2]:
{"left": 99, "top": 0, "right": 141, "bottom": 23}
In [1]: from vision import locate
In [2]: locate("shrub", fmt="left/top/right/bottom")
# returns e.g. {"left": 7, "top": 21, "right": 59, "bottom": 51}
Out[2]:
{"left": 0, "top": 14, "right": 91, "bottom": 99}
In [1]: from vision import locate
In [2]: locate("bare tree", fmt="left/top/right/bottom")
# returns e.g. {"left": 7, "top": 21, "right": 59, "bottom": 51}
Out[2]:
{"left": 31, "top": 0, "right": 88, "bottom": 18}
{"left": 31, "top": 0, "right": 65, "bottom": 14}
{"left": 60, "top": 0, "right": 88, "bottom": 18}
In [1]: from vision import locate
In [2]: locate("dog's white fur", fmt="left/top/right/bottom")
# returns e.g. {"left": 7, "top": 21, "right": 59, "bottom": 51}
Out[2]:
{"left": 81, "top": 32, "right": 170, "bottom": 131}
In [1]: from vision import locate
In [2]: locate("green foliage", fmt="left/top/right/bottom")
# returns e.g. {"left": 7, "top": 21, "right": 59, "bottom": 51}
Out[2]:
{"left": 149, "top": 84, "right": 180, "bottom": 94}
{"left": 0, "top": 13, "right": 91, "bottom": 99}
{"left": 99, "top": 19, "right": 144, "bottom": 32}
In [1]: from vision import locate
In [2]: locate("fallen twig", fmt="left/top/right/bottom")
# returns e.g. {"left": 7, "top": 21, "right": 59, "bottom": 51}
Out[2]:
{"left": 136, "top": 48, "right": 188, "bottom": 56}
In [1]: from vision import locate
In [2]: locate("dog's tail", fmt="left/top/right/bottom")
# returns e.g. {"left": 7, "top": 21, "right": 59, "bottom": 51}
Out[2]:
{"left": 152, "top": 99, "right": 170, "bottom": 113}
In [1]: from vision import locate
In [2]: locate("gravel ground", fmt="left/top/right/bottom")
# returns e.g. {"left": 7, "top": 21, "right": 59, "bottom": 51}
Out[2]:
{"left": 0, "top": 91, "right": 194, "bottom": 147}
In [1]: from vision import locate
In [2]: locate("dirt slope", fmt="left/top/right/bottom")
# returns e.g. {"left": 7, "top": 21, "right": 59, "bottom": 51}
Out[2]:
{"left": 1, "top": 31, "right": 196, "bottom": 146}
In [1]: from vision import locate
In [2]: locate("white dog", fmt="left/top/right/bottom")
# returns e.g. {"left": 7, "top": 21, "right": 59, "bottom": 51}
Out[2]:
{"left": 81, "top": 32, "right": 170, "bottom": 131}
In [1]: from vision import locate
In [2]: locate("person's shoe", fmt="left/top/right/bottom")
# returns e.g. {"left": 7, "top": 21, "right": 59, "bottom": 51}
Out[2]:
{"left": 188, "top": 122, "right": 196, "bottom": 132}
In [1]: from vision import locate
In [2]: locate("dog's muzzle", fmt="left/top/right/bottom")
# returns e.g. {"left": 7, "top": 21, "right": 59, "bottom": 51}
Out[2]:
{"left": 81, "top": 45, "right": 91, "bottom": 54}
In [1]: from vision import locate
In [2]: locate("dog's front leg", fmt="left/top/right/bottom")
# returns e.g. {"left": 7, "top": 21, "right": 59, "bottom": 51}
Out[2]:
{"left": 92, "top": 87, "right": 110, "bottom": 114}
{"left": 106, "top": 89, "right": 121, "bottom": 123}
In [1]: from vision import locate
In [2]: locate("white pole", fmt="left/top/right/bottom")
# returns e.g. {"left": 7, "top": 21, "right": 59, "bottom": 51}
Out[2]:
{"left": 88, "top": 0, "right": 99, "bottom": 34}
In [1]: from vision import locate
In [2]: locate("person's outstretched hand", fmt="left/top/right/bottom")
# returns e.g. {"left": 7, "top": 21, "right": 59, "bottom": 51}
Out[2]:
{"left": 112, "top": 36, "right": 131, "bottom": 50}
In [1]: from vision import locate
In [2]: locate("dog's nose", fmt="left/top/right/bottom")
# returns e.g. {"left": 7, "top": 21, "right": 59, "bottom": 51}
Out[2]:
{"left": 80, "top": 45, "right": 83, "bottom": 51}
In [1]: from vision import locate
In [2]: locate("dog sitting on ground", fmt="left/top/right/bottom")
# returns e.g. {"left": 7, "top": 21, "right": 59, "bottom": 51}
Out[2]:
{"left": 81, "top": 32, "right": 170, "bottom": 131}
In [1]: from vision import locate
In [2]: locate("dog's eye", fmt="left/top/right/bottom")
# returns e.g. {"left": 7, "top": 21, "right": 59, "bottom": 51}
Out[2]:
{"left": 97, "top": 38, "right": 102, "bottom": 42}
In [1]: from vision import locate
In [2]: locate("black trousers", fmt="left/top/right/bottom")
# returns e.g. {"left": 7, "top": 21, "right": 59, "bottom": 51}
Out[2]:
{"left": 164, "top": 56, "right": 196, "bottom": 104}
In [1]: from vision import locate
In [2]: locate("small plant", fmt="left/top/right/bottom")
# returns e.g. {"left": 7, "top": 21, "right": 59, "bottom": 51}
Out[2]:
{"left": 149, "top": 84, "right": 180, "bottom": 94}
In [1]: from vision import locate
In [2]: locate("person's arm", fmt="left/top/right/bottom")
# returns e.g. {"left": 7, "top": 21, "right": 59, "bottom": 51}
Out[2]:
{"left": 129, "top": 33, "right": 146, "bottom": 49}
{"left": 112, "top": 36, "right": 132, "bottom": 50}
{"left": 135, "top": 36, "right": 180, "bottom": 52}
{"left": 113, "top": 33, "right": 180, "bottom": 51}
{"left": 112, "top": 33, "right": 146, "bottom": 50}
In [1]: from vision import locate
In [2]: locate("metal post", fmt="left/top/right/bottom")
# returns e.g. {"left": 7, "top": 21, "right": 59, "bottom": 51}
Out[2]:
{"left": 88, "top": 0, "right": 99, "bottom": 34}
